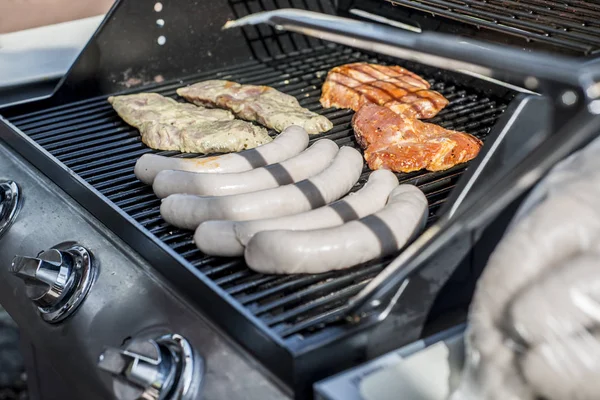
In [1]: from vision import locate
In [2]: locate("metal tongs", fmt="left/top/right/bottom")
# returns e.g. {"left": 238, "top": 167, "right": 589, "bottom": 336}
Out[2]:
{"left": 225, "top": 9, "right": 600, "bottom": 320}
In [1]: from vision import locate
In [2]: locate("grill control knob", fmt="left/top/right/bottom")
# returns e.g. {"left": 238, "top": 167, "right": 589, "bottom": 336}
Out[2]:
{"left": 10, "top": 241, "right": 97, "bottom": 323}
{"left": 98, "top": 334, "right": 203, "bottom": 400}
{"left": 0, "top": 180, "right": 21, "bottom": 238}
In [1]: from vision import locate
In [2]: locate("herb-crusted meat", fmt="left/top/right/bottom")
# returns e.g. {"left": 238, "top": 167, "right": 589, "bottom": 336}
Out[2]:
{"left": 108, "top": 93, "right": 271, "bottom": 154}
{"left": 177, "top": 80, "right": 333, "bottom": 134}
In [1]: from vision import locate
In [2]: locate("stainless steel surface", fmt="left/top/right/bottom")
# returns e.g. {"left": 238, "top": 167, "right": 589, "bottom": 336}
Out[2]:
{"left": 12, "top": 248, "right": 72, "bottom": 308}
{"left": 0, "top": 180, "right": 20, "bottom": 239}
{"left": 98, "top": 333, "right": 204, "bottom": 400}
{"left": 0, "top": 142, "right": 289, "bottom": 400}
{"left": 10, "top": 242, "right": 97, "bottom": 323}
{"left": 314, "top": 325, "right": 465, "bottom": 400}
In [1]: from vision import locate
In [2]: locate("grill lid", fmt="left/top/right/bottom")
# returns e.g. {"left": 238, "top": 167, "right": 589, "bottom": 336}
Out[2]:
{"left": 387, "top": 0, "right": 600, "bottom": 56}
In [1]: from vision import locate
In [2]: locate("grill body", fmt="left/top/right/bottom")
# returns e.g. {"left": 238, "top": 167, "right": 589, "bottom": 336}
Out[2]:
{"left": 0, "top": 44, "right": 512, "bottom": 397}
{"left": 0, "top": 0, "right": 590, "bottom": 398}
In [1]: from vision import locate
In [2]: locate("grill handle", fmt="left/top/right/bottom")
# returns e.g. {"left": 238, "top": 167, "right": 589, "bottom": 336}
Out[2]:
{"left": 223, "top": 9, "right": 580, "bottom": 88}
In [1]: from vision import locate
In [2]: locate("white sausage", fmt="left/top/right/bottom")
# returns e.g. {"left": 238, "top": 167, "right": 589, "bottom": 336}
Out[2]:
{"left": 244, "top": 184, "right": 428, "bottom": 274}
{"left": 152, "top": 139, "right": 339, "bottom": 198}
{"left": 134, "top": 125, "right": 309, "bottom": 185}
{"left": 160, "top": 146, "right": 363, "bottom": 230}
{"left": 194, "top": 170, "right": 399, "bottom": 256}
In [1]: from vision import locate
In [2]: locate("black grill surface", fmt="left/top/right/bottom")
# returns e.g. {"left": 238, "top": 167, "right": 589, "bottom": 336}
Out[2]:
{"left": 387, "top": 0, "right": 600, "bottom": 55}
{"left": 229, "top": 0, "right": 334, "bottom": 58}
{"left": 7, "top": 45, "right": 510, "bottom": 344}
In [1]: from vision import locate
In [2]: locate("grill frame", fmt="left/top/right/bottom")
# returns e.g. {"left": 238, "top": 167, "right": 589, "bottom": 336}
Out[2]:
{"left": 0, "top": 42, "right": 514, "bottom": 395}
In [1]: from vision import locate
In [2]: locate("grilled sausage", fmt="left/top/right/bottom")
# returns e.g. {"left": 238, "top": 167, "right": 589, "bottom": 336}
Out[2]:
{"left": 152, "top": 139, "right": 339, "bottom": 198}
{"left": 134, "top": 125, "right": 309, "bottom": 185}
{"left": 195, "top": 170, "right": 399, "bottom": 256}
{"left": 244, "top": 184, "right": 428, "bottom": 274}
{"left": 160, "top": 146, "right": 363, "bottom": 230}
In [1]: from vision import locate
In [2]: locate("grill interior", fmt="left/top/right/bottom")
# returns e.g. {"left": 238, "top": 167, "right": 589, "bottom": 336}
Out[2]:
{"left": 229, "top": 0, "right": 333, "bottom": 58}
{"left": 7, "top": 44, "right": 512, "bottom": 343}
{"left": 386, "top": 0, "right": 600, "bottom": 55}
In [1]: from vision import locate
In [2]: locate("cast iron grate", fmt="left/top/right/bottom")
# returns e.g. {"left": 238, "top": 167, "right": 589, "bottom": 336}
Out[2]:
{"left": 387, "top": 0, "right": 600, "bottom": 55}
{"left": 228, "top": 0, "right": 336, "bottom": 58}
{"left": 7, "top": 45, "right": 510, "bottom": 342}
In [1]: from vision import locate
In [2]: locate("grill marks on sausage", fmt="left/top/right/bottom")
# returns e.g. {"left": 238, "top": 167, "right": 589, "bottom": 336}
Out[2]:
{"left": 296, "top": 180, "right": 327, "bottom": 209}
{"left": 239, "top": 148, "right": 268, "bottom": 169}
{"left": 243, "top": 185, "right": 428, "bottom": 275}
{"left": 359, "top": 214, "right": 399, "bottom": 256}
{"left": 319, "top": 63, "right": 449, "bottom": 119}
{"left": 330, "top": 200, "right": 360, "bottom": 223}
{"left": 264, "top": 163, "right": 295, "bottom": 186}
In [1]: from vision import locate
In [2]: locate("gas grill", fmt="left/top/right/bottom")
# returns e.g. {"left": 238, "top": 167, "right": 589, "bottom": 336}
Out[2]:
{"left": 0, "top": 1, "right": 599, "bottom": 399}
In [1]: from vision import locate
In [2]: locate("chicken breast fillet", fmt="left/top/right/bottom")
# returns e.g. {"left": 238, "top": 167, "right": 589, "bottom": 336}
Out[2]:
{"left": 352, "top": 103, "right": 482, "bottom": 172}
{"left": 177, "top": 80, "right": 333, "bottom": 134}
{"left": 108, "top": 93, "right": 271, "bottom": 154}
{"left": 320, "top": 63, "right": 449, "bottom": 119}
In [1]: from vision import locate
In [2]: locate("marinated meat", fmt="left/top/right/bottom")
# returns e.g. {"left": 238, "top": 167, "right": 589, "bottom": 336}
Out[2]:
{"left": 320, "top": 63, "right": 449, "bottom": 119}
{"left": 177, "top": 80, "right": 333, "bottom": 134}
{"left": 108, "top": 93, "right": 271, "bottom": 154}
{"left": 352, "top": 103, "right": 482, "bottom": 172}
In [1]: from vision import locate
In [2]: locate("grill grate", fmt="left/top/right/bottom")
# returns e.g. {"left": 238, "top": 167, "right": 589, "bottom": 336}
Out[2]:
{"left": 228, "top": 0, "right": 335, "bottom": 58}
{"left": 8, "top": 45, "right": 510, "bottom": 342}
{"left": 387, "top": 0, "right": 600, "bottom": 55}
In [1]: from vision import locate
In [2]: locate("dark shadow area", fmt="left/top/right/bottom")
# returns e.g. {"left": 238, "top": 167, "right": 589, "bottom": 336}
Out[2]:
{"left": 0, "top": 308, "right": 27, "bottom": 400}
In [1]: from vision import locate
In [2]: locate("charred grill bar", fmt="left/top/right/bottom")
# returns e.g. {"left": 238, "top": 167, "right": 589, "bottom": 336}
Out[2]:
{"left": 0, "top": 0, "right": 597, "bottom": 399}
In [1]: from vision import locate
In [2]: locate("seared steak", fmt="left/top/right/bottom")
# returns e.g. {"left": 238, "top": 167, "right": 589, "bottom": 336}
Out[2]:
{"left": 320, "top": 63, "right": 448, "bottom": 119}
